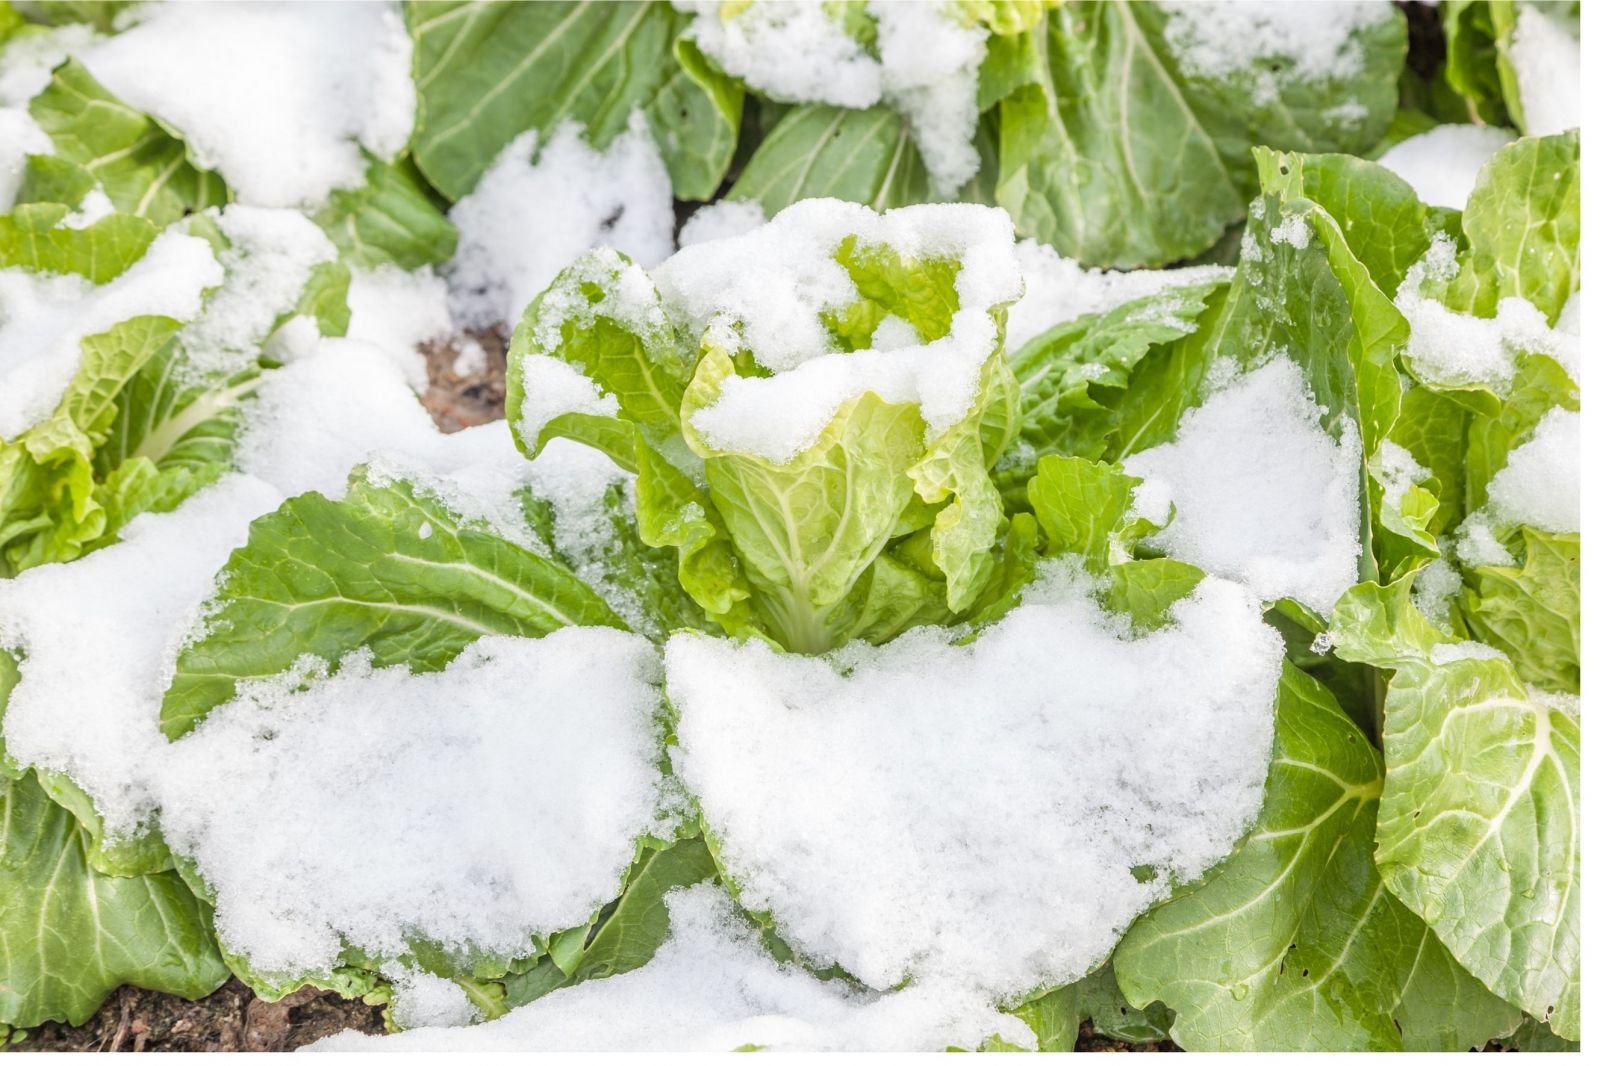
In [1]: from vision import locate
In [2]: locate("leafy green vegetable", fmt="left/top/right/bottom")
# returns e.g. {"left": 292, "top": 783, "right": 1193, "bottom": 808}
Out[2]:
{"left": 1460, "top": 528, "right": 1579, "bottom": 693}
{"left": 1331, "top": 579, "right": 1580, "bottom": 1039}
{"left": 404, "top": 0, "right": 738, "bottom": 201}
{"left": 994, "top": 0, "right": 1406, "bottom": 267}
{"left": 28, "top": 58, "right": 229, "bottom": 225}
{"left": 730, "top": 105, "right": 928, "bottom": 216}
{"left": 1442, "top": 130, "right": 1580, "bottom": 322}
{"left": 507, "top": 214, "right": 1023, "bottom": 654}
{"left": 159, "top": 471, "right": 625, "bottom": 737}
{"left": 1116, "top": 665, "right": 1519, "bottom": 1051}
{"left": 0, "top": 771, "right": 229, "bottom": 1027}
{"left": 313, "top": 155, "right": 458, "bottom": 271}
{"left": 1011, "top": 964, "right": 1173, "bottom": 1050}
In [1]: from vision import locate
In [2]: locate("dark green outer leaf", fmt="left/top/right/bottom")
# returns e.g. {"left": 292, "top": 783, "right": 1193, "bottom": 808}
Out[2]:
{"left": 729, "top": 104, "right": 929, "bottom": 216}
{"left": 407, "top": 0, "right": 730, "bottom": 201}
{"left": 0, "top": 772, "right": 229, "bottom": 1028}
{"left": 996, "top": 0, "right": 1242, "bottom": 268}
{"left": 159, "top": 473, "right": 624, "bottom": 738}
{"left": 313, "top": 155, "right": 458, "bottom": 271}
{"left": 1116, "top": 664, "right": 1519, "bottom": 1051}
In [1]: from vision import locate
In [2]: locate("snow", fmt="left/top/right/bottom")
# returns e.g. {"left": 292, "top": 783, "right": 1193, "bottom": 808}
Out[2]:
{"left": 1007, "top": 240, "right": 1230, "bottom": 352}
{"left": 1454, "top": 513, "right": 1516, "bottom": 568}
{"left": 678, "top": 1, "right": 879, "bottom": 110}
{"left": 445, "top": 117, "right": 674, "bottom": 330}
{"left": 678, "top": 200, "right": 767, "bottom": 248}
{"left": 1412, "top": 557, "right": 1463, "bottom": 633}
{"left": 677, "top": 1, "right": 988, "bottom": 195}
{"left": 308, "top": 883, "right": 1032, "bottom": 1052}
{"left": 451, "top": 338, "right": 487, "bottom": 377}
{"left": 1268, "top": 215, "right": 1312, "bottom": 249}
{"left": 1377, "top": 124, "right": 1515, "bottom": 209}
{"left": 1484, "top": 406, "right": 1580, "bottom": 534}
{"left": 1506, "top": 5, "right": 1581, "bottom": 137}
{"left": 81, "top": 1, "right": 415, "bottom": 208}
{"left": 236, "top": 339, "right": 629, "bottom": 554}
{"left": 1396, "top": 237, "right": 1580, "bottom": 391}
{"left": 61, "top": 187, "right": 114, "bottom": 228}
{"left": 156, "top": 628, "right": 669, "bottom": 980}
{"left": 345, "top": 265, "right": 455, "bottom": 391}
{"left": 176, "top": 206, "right": 339, "bottom": 383}
{"left": 872, "top": 0, "right": 987, "bottom": 196}
{"left": 0, "top": 227, "right": 223, "bottom": 439}
{"left": 666, "top": 567, "right": 1281, "bottom": 998}
{"left": 0, "top": 22, "right": 97, "bottom": 106}
{"left": 516, "top": 355, "right": 622, "bottom": 442}
{"left": 1123, "top": 358, "right": 1362, "bottom": 613}
{"left": 1158, "top": 0, "right": 1395, "bottom": 106}
{"left": 653, "top": 199, "right": 1023, "bottom": 461}
{"left": 0, "top": 106, "right": 51, "bottom": 210}
{"left": 385, "top": 970, "right": 480, "bottom": 1031}
{"left": 0, "top": 476, "right": 287, "bottom": 835}
{"left": 1430, "top": 639, "right": 1507, "bottom": 665}
{"left": 1370, "top": 439, "right": 1430, "bottom": 502}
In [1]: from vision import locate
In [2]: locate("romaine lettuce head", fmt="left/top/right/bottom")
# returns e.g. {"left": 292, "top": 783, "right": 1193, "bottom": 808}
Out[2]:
{"left": 508, "top": 199, "right": 1026, "bottom": 652}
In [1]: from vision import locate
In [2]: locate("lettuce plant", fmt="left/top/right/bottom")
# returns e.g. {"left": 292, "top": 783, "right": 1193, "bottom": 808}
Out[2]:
{"left": 0, "top": 0, "right": 1582, "bottom": 1053}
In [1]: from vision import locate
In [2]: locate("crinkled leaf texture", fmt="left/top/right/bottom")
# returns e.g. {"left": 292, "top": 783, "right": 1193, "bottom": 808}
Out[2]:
{"left": 1461, "top": 528, "right": 1579, "bottom": 694}
{"left": 1115, "top": 664, "right": 1519, "bottom": 1051}
{"left": 506, "top": 208, "right": 1023, "bottom": 654}
{"left": 1331, "top": 579, "right": 1579, "bottom": 1039}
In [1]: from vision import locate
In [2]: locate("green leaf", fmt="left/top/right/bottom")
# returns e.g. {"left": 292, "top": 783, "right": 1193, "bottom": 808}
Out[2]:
{"left": 1115, "top": 664, "right": 1520, "bottom": 1051}
{"left": 29, "top": 58, "right": 229, "bottom": 225}
{"left": 1463, "top": 353, "right": 1576, "bottom": 514}
{"left": 645, "top": 36, "right": 744, "bottom": 202}
{"left": 1500, "top": 1015, "right": 1580, "bottom": 1052}
{"left": 405, "top": 0, "right": 733, "bottom": 201}
{"left": 691, "top": 352, "right": 925, "bottom": 654}
{"left": 1256, "top": 149, "right": 1439, "bottom": 298}
{"left": 1331, "top": 579, "right": 1580, "bottom": 1038}
{"left": 729, "top": 105, "right": 929, "bottom": 217}
{"left": 0, "top": 771, "right": 229, "bottom": 1028}
{"left": 632, "top": 432, "right": 753, "bottom": 632}
{"left": 1443, "top": 131, "right": 1580, "bottom": 322}
{"left": 1000, "top": 277, "right": 1225, "bottom": 501}
{"left": 508, "top": 251, "right": 693, "bottom": 445}
{"left": 1027, "top": 455, "right": 1148, "bottom": 571}
{"left": 1461, "top": 528, "right": 1579, "bottom": 694}
{"left": 0, "top": 202, "right": 157, "bottom": 282}
{"left": 1011, "top": 964, "right": 1173, "bottom": 1050}
{"left": 313, "top": 155, "right": 458, "bottom": 271}
{"left": 0, "top": 316, "right": 183, "bottom": 574}
{"left": 12, "top": 0, "right": 134, "bottom": 32}
{"left": 996, "top": 0, "right": 1406, "bottom": 268}
{"left": 12, "top": 155, "right": 97, "bottom": 211}
{"left": 549, "top": 838, "right": 717, "bottom": 989}
{"left": 1440, "top": 0, "right": 1515, "bottom": 128}
{"left": 995, "top": 0, "right": 1242, "bottom": 268}
{"left": 158, "top": 471, "right": 625, "bottom": 738}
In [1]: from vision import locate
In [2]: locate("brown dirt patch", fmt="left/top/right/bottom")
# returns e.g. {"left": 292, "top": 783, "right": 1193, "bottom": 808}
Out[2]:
{"left": 10, "top": 981, "right": 385, "bottom": 1053}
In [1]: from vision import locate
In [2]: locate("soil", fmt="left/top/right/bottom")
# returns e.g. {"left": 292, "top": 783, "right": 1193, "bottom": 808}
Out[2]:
{"left": 10, "top": 981, "right": 385, "bottom": 1053}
